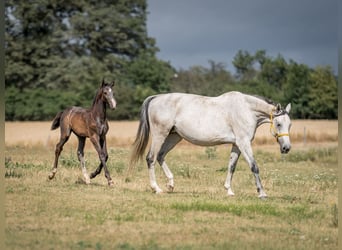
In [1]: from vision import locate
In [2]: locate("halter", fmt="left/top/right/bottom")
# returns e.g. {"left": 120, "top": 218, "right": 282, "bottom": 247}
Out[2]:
{"left": 269, "top": 109, "right": 289, "bottom": 141}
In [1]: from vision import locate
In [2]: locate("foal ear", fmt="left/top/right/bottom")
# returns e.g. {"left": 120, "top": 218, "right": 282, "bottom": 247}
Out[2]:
{"left": 102, "top": 78, "right": 105, "bottom": 87}
{"left": 285, "top": 103, "right": 291, "bottom": 113}
{"left": 110, "top": 81, "right": 115, "bottom": 88}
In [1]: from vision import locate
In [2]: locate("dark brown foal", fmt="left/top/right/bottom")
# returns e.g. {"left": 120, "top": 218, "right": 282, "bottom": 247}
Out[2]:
{"left": 49, "top": 79, "right": 116, "bottom": 186}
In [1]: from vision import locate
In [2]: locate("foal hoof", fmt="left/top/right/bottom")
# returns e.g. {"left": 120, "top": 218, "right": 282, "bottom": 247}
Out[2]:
{"left": 48, "top": 173, "right": 55, "bottom": 180}
{"left": 108, "top": 180, "right": 114, "bottom": 187}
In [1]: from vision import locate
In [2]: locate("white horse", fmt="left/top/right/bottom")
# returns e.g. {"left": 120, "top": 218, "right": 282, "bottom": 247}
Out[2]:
{"left": 130, "top": 91, "right": 291, "bottom": 198}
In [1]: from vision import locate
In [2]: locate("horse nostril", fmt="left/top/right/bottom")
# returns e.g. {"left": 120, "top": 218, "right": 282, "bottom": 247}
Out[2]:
{"left": 282, "top": 146, "right": 290, "bottom": 153}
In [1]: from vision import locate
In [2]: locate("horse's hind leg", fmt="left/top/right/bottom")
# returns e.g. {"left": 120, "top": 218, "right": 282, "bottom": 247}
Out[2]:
{"left": 157, "top": 133, "right": 182, "bottom": 192}
{"left": 49, "top": 129, "right": 71, "bottom": 180}
{"left": 146, "top": 134, "right": 168, "bottom": 194}
{"left": 224, "top": 144, "right": 241, "bottom": 196}
{"left": 77, "top": 136, "right": 90, "bottom": 184}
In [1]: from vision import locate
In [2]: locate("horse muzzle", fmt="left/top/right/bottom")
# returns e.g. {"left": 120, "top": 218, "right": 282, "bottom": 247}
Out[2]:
{"left": 277, "top": 134, "right": 291, "bottom": 154}
{"left": 280, "top": 144, "right": 291, "bottom": 154}
{"left": 109, "top": 99, "right": 117, "bottom": 110}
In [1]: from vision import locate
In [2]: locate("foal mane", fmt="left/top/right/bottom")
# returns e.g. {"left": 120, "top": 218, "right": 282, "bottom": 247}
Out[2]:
{"left": 91, "top": 88, "right": 102, "bottom": 106}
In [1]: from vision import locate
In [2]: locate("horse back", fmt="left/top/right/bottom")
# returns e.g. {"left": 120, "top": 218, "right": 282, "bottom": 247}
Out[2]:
{"left": 146, "top": 92, "right": 258, "bottom": 144}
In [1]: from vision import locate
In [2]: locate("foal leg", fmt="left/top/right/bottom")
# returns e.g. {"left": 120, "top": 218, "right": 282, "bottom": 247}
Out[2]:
{"left": 157, "top": 133, "right": 182, "bottom": 192}
{"left": 89, "top": 137, "right": 107, "bottom": 179}
{"left": 237, "top": 140, "right": 267, "bottom": 198}
{"left": 90, "top": 136, "right": 113, "bottom": 186}
{"left": 224, "top": 144, "right": 241, "bottom": 196}
{"left": 49, "top": 130, "right": 70, "bottom": 180}
{"left": 77, "top": 136, "right": 90, "bottom": 184}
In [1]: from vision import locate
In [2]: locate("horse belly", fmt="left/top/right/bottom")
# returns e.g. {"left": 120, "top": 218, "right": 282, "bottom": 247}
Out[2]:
{"left": 175, "top": 121, "right": 236, "bottom": 146}
{"left": 70, "top": 114, "right": 89, "bottom": 137}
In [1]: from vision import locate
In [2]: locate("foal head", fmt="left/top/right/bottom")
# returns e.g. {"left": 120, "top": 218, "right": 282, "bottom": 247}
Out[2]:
{"left": 270, "top": 103, "right": 292, "bottom": 154}
{"left": 99, "top": 79, "right": 116, "bottom": 109}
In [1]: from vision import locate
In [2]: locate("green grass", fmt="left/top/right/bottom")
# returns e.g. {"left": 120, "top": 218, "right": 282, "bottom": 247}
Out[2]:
{"left": 5, "top": 144, "right": 338, "bottom": 249}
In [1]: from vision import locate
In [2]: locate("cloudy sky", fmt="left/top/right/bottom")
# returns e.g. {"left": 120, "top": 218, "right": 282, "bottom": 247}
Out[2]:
{"left": 147, "top": 0, "right": 338, "bottom": 74}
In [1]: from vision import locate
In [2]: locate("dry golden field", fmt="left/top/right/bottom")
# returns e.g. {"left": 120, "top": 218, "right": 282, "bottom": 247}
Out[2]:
{"left": 5, "top": 119, "right": 338, "bottom": 148}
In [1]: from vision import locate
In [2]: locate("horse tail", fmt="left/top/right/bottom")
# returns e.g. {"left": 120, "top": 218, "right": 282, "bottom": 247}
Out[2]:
{"left": 51, "top": 111, "right": 63, "bottom": 130}
{"left": 129, "top": 96, "right": 156, "bottom": 167}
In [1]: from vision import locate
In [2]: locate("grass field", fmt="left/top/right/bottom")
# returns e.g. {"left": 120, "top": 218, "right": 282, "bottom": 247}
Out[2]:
{"left": 5, "top": 121, "right": 338, "bottom": 249}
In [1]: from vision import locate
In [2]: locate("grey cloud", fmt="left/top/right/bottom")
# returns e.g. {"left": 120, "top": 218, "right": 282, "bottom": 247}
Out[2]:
{"left": 147, "top": 0, "right": 337, "bottom": 72}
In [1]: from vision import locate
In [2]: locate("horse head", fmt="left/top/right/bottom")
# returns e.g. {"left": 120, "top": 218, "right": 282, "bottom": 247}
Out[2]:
{"left": 270, "top": 103, "right": 292, "bottom": 154}
{"left": 101, "top": 79, "right": 116, "bottom": 109}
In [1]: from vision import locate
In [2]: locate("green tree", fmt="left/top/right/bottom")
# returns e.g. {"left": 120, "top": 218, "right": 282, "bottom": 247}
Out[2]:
{"left": 5, "top": 0, "right": 167, "bottom": 121}
{"left": 232, "top": 50, "right": 256, "bottom": 80}
{"left": 308, "top": 66, "right": 337, "bottom": 118}
{"left": 5, "top": 0, "right": 158, "bottom": 90}
{"left": 282, "top": 61, "right": 311, "bottom": 118}
{"left": 259, "top": 54, "right": 287, "bottom": 90}
{"left": 171, "top": 65, "right": 208, "bottom": 94}
{"left": 70, "top": 0, "right": 157, "bottom": 60}
{"left": 126, "top": 52, "right": 173, "bottom": 93}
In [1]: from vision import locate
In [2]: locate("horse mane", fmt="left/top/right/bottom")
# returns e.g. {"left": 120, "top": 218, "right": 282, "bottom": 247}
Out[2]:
{"left": 251, "top": 94, "right": 277, "bottom": 106}
{"left": 251, "top": 94, "right": 290, "bottom": 116}
{"left": 91, "top": 88, "right": 102, "bottom": 106}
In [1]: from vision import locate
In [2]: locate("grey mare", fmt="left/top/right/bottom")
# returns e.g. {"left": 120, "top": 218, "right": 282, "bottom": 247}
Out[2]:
{"left": 130, "top": 91, "right": 291, "bottom": 198}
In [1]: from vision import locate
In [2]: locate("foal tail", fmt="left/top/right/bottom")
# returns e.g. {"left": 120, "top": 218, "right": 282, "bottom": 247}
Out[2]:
{"left": 129, "top": 96, "right": 156, "bottom": 167}
{"left": 51, "top": 111, "right": 63, "bottom": 130}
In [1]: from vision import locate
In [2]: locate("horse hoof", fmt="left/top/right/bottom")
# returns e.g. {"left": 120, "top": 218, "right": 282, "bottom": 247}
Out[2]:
{"left": 152, "top": 188, "right": 163, "bottom": 194}
{"left": 227, "top": 191, "right": 235, "bottom": 196}
{"left": 108, "top": 180, "right": 114, "bottom": 187}
{"left": 166, "top": 185, "right": 174, "bottom": 192}
{"left": 258, "top": 194, "right": 268, "bottom": 200}
{"left": 48, "top": 174, "right": 55, "bottom": 180}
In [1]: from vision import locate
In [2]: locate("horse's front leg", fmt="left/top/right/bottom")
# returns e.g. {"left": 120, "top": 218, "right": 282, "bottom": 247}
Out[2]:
{"left": 224, "top": 144, "right": 241, "bottom": 196}
{"left": 77, "top": 136, "right": 90, "bottom": 184}
{"left": 89, "top": 138, "right": 105, "bottom": 179}
{"left": 90, "top": 135, "right": 113, "bottom": 186}
{"left": 237, "top": 140, "right": 267, "bottom": 198}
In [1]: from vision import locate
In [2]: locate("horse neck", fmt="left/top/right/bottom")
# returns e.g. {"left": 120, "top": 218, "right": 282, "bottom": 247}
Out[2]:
{"left": 91, "top": 95, "right": 107, "bottom": 121}
{"left": 249, "top": 98, "right": 275, "bottom": 126}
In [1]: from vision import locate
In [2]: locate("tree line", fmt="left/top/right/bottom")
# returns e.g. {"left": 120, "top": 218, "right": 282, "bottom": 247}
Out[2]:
{"left": 5, "top": 1, "right": 337, "bottom": 121}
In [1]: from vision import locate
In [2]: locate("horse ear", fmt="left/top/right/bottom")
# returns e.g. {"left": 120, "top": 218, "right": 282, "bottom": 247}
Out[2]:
{"left": 276, "top": 103, "right": 282, "bottom": 112}
{"left": 102, "top": 78, "right": 105, "bottom": 87}
{"left": 111, "top": 81, "right": 115, "bottom": 87}
{"left": 285, "top": 103, "right": 291, "bottom": 113}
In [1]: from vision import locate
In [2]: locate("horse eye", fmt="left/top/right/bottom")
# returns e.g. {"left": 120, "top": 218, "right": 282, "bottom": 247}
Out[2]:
{"left": 277, "top": 123, "right": 281, "bottom": 128}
